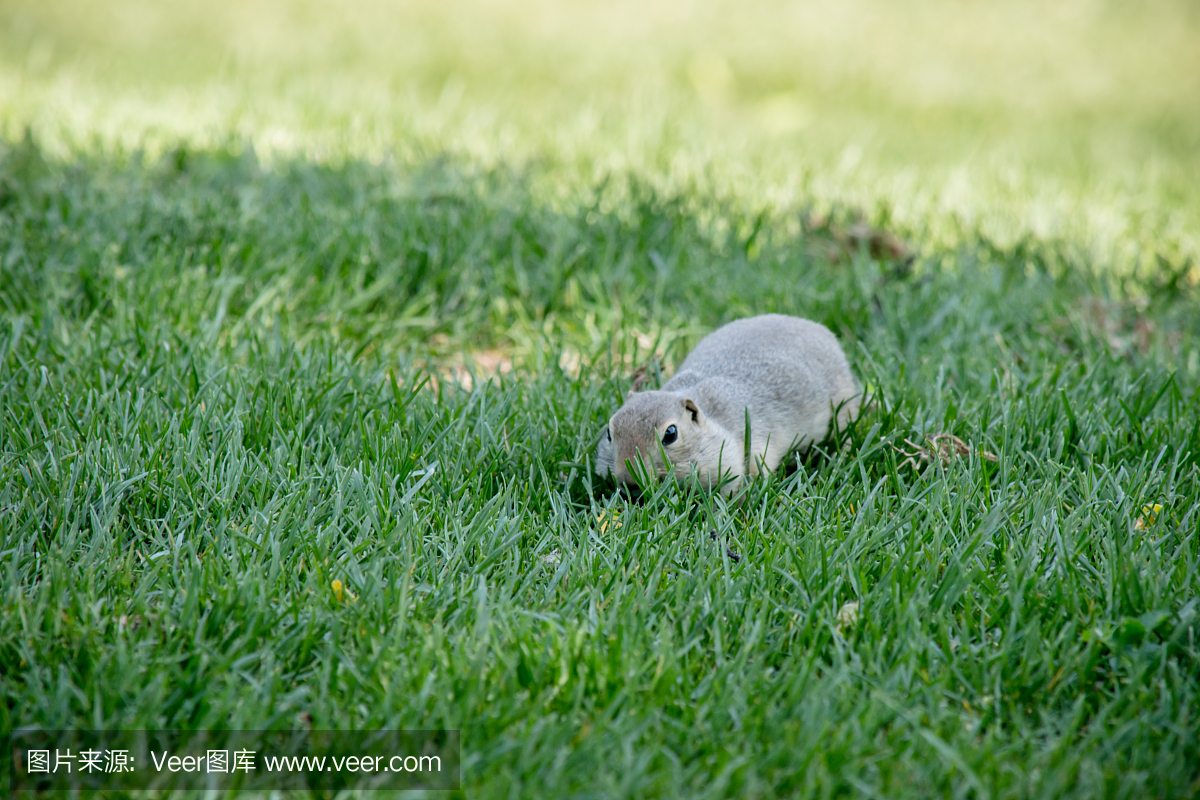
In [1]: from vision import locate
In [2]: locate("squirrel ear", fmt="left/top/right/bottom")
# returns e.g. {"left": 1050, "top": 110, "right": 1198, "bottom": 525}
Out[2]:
{"left": 683, "top": 398, "right": 701, "bottom": 423}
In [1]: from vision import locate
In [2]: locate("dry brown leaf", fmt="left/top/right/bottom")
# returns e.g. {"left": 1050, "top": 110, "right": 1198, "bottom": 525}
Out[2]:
{"left": 895, "top": 433, "right": 998, "bottom": 471}
{"left": 628, "top": 363, "right": 651, "bottom": 393}
{"left": 421, "top": 349, "right": 514, "bottom": 391}
{"left": 837, "top": 221, "right": 911, "bottom": 262}
{"left": 805, "top": 213, "right": 911, "bottom": 263}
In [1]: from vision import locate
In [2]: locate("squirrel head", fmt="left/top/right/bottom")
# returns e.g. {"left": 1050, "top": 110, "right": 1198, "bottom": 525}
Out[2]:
{"left": 596, "top": 391, "right": 742, "bottom": 491}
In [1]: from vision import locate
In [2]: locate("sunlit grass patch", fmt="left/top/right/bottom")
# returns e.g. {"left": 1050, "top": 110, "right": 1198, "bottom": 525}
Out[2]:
{"left": 2, "top": 0, "right": 1200, "bottom": 277}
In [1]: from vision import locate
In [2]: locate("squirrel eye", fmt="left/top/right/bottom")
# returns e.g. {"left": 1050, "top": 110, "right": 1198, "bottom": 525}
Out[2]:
{"left": 662, "top": 424, "right": 678, "bottom": 445}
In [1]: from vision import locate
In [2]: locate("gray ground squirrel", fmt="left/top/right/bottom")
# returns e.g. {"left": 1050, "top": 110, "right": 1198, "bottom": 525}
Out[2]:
{"left": 596, "top": 314, "right": 861, "bottom": 492}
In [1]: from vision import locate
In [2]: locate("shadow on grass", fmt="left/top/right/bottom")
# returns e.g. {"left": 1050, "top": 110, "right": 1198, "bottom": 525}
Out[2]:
{"left": 0, "top": 131, "right": 916, "bottom": 354}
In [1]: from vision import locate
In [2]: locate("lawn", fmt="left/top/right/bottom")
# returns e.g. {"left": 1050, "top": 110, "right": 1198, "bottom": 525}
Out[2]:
{"left": 1, "top": 1, "right": 1199, "bottom": 797}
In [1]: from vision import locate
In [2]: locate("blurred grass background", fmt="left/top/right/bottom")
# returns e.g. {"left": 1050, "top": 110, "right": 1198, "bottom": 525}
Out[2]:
{"left": 3, "top": 0, "right": 1199, "bottom": 271}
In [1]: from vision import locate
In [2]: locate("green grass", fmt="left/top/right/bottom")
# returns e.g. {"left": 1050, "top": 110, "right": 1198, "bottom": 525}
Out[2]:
{"left": 2, "top": 136, "right": 1199, "bottom": 798}
{"left": 4, "top": 0, "right": 1200, "bottom": 272}
{"left": 2, "top": 0, "right": 1200, "bottom": 797}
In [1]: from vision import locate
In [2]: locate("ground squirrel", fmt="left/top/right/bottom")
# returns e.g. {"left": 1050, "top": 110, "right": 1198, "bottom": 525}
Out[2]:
{"left": 596, "top": 314, "right": 861, "bottom": 492}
